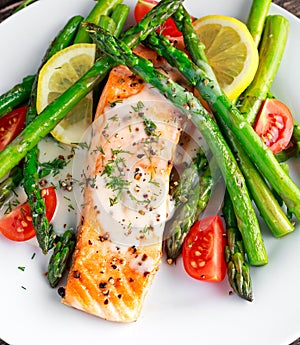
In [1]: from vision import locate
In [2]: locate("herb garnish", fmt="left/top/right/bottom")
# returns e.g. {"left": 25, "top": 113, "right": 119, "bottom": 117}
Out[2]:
{"left": 131, "top": 100, "right": 144, "bottom": 116}
{"left": 39, "top": 156, "right": 70, "bottom": 178}
{"left": 143, "top": 117, "right": 157, "bottom": 136}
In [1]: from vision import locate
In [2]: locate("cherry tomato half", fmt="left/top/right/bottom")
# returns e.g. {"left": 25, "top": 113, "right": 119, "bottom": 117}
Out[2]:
{"left": 254, "top": 99, "right": 294, "bottom": 154}
{"left": 0, "top": 106, "right": 27, "bottom": 152}
{"left": 134, "top": 0, "right": 183, "bottom": 37}
{"left": 0, "top": 186, "right": 57, "bottom": 242}
{"left": 182, "top": 215, "right": 226, "bottom": 282}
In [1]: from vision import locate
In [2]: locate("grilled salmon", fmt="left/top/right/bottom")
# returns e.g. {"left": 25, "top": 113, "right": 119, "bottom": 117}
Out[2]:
{"left": 62, "top": 44, "right": 185, "bottom": 322}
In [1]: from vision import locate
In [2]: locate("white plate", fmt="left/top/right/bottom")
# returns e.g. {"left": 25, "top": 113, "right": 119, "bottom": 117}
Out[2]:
{"left": 0, "top": 0, "right": 300, "bottom": 344}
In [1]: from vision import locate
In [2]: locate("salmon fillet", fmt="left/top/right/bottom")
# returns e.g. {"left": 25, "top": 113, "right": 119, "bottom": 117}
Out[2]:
{"left": 62, "top": 45, "right": 184, "bottom": 322}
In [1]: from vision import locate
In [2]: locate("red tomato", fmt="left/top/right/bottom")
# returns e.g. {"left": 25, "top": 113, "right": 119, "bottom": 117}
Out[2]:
{"left": 182, "top": 215, "right": 226, "bottom": 282}
{"left": 134, "top": 0, "right": 183, "bottom": 37}
{"left": 0, "top": 186, "right": 57, "bottom": 242}
{"left": 254, "top": 99, "right": 294, "bottom": 154}
{"left": 0, "top": 106, "right": 27, "bottom": 152}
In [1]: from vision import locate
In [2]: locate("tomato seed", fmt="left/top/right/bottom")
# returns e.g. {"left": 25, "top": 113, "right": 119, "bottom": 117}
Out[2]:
{"left": 190, "top": 261, "right": 197, "bottom": 268}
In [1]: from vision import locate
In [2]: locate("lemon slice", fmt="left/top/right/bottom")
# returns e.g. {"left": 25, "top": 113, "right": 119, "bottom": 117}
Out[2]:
{"left": 36, "top": 43, "right": 96, "bottom": 145}
{"left": 193, "top": 15, "right": 259, "bottom": 100}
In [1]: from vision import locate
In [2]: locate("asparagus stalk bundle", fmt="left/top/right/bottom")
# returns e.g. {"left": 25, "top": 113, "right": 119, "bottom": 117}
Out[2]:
{"left": 159, "top": 6, "right": 300, "bottom": 221}
{"left": 0, "top": 0, "right": 183, "bottom": 181}
{"left": 85, "top": 23, "right": 268, "bottom": 266}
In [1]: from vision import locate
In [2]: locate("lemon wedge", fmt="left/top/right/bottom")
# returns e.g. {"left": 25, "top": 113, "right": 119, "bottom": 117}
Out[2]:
{"left": 36, "top": 43, "right": 96, "bottom": 145}
{"left": 193, "top": 15, "right": 259, "bottom": 100}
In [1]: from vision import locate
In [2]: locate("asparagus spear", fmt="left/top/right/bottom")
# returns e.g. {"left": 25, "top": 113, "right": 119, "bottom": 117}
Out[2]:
{"left": 86, "top": 25, "right": 268, "bottom": 266}
{"left": 246, "top": 0, "right": 271, "bottom": 46}
{"left": 73, "top": 0, "right": 123, "bottom": 43}
{"left": 170, "top": 6, "right": 300, "bottom": 221}
{"left": 47, "top": 229, "right": 76, "bottom": 288}
{"left": 238, "top": 15, "right": 290, "bottom": 125}
{"left": 223, "top": 191, "right": 253, "bottom": 302}
{"left": 217, "top": 114, "right": 294, "bottom": 237}
{"left": 0, "top": 0, "right": 183, "bottom": 181}
{"left": 98, "top": 15, "right": 117, "bottom": 36}
{"left": 22, "top": 15, "right": 84, "bottom": 254}
{"left": 165, "top": 178, "right": 201, "bottom": 263}
{"left": 111, "top": 3, "right": 130, "bottom": 36}
{"left": 170, "top": 153, "right": 206, "bottom": 206}
{"left": 0, "top": 166, "right": 23, "bottom": 208}
{"left": 0, "top": 75, "right": 35, "bottom": 118}
{"left": 166, "top": 155, "right": 217, "bottom": 263}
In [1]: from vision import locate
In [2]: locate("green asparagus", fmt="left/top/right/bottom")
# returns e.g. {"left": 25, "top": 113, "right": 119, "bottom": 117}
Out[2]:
{"left": 86, "top": 24, "right": 268, "bottom": 266}
{"left": 223, "top": 191, "right": 253, "bottom": 302}
{"left": 22, "top": 15, "right": 85, "bottom": 254}
{"left": 238, "top": 15, "right": 289, "bottom": 125}
{"left": 216, "top": 114, "right": 294, "bottom": 237}
{"left": 0, "top": 166, "right": 23, "bottom": 208}
{"left": 165, "top": 180, "right": 201, "bottom": 263}
{"left": 111, "top": 3, "right": 130, "bottom": 36}
{"left": 170, "top": 159, "right": 204, "bottom": 207}
{"left": 165, "top": 155, "right": 217, "bottom": 263}
{"left": 47, "top": 229, "right": 76, "bottom": 288}
{"left": 73, "top": 0, "right": 122, "bottom": 44}
{"left": 98, "top": 15, "right": 117, "bottom": 36}
{"left": 0, "top": 75, "right": 35, "bottom": 118}
{"left": 0, "top": 0, "right": 183, "bottom": 181}
{"left": 246, "top": 0, "right": 271, "bottom": 46}
{"left": 170, "top": 6, "right": 300, "bottom": 221}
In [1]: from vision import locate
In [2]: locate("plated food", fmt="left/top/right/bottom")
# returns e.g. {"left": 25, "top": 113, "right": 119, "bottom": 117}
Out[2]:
{"left": 0, "top": 0, "right": 300, "bottom": 344}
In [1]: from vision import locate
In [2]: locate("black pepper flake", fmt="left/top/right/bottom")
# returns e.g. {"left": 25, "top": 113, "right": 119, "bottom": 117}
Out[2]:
{"left": 39, "top": 179, "right": 47, "bottom": 187}
{"left": 143, "top": 271, "right": 150, "bottom": 277}
{"left": 142, "top": 254, "right": 148, "bottom": 261}
{"left": 99, "top": 233, "right": 109, "bottom": 242}
{"left": 73, "top": 270, "right": 80, "bottom": 279}
{"left": 99, "top": 282, "right": 107, "bottom": 289}
{"left": 57, "top": 287, "right": 65, "bottom": 298}
{"left": 118, "top": 294, "right": 122, "bottom": 299}
{"left": 104, "top": 299, "right": 109, "bottom": 305}
{"left": 88, "top": 240, "right": 93, "bottom": 245}
{"left": 129, "top": 277, "right": 134, "bottom": 283}
{"left": 111, "top": 264, "right": 117, "bottom": 270}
